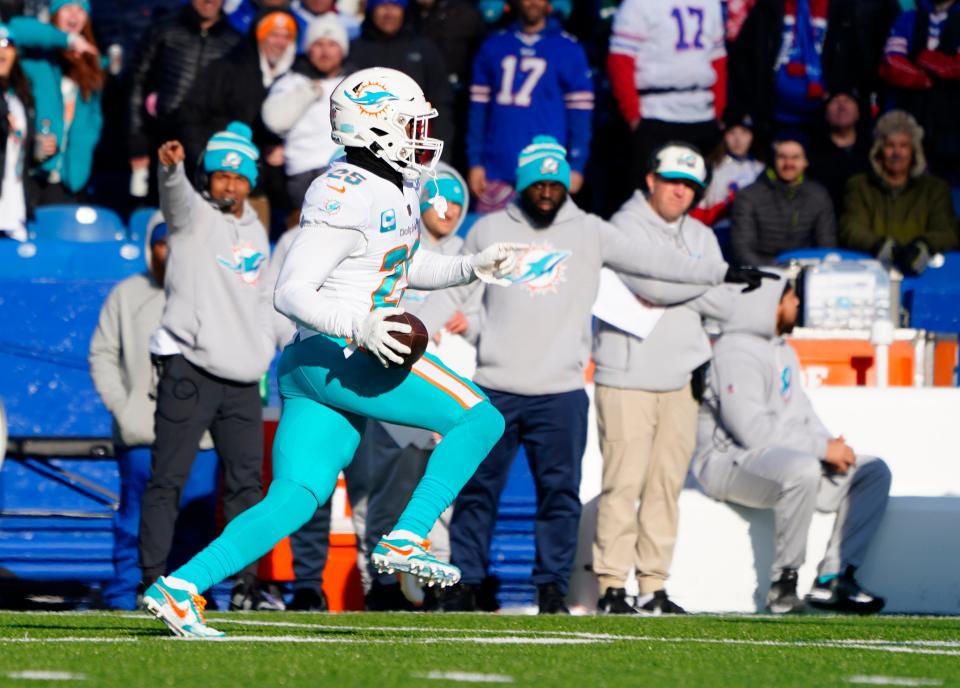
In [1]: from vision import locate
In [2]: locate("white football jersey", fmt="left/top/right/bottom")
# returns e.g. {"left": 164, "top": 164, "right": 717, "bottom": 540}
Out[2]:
{"left": 609, "top": 0, "right": 725, "bottom": 123}
{"left": 297, "top": 161, "right": 422, "bottom": 337}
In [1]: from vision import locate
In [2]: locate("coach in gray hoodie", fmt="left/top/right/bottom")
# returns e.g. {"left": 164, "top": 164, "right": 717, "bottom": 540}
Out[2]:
{"left": 89, "top": 213, "right": 217, "bottom": 610}
{"left": 693, "top": 274, "right": 891, "bottom": 614}
{"left": 418, "top": 136, "right": 773, "bottom": 614}
{"left": 139, "top": 122, "right": 275, "bottom": 608}
{"left": 592, "top": 143, "right": 737, "bottom": 616}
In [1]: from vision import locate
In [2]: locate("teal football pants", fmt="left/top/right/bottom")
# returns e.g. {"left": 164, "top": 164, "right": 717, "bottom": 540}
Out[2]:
{"left": 172, "top": 334, "right": 504, "bottom": 593}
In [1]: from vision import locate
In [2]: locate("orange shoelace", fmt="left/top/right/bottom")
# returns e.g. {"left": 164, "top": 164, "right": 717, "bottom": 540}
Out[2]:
{"left": 191, "top": 594, "right": 208, "bottom": 623}
{"left": 421, "top": 539, "right": 431, "bottom": 552}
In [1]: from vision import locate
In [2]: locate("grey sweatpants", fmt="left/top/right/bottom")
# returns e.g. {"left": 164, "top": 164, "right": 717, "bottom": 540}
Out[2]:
{"left": 360, "top": 421, "right": 451, "bottom": 585}
{"left": 695, "top": 448, "right": 892, "bottom": 577}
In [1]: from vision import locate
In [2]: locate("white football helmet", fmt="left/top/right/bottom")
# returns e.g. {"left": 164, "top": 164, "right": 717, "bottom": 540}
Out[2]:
{"left": 331, "top": 67, "right": 443, "bottom": 181}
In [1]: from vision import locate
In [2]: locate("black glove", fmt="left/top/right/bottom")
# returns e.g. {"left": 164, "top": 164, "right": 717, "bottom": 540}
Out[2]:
{"left": 872, "top": 237, "right": 896, "bottom": 265}
{"left": 724, "top": 266, "right": 781, "bottom": 293}
{"left": 895, "top": 237, "right": 932, "bottom": 276}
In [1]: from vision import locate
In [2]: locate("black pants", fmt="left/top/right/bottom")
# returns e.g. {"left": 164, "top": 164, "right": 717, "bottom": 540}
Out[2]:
{"left": 139, "top": 355, "right": 264, "bottom": 581}
{"left": 630, "top": 118, "right": 719, "bottom": 191}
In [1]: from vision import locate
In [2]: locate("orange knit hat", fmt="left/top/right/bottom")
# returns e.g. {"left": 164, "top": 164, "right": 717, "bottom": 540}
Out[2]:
{"left": 256, "top": 11, "right": 298, "bottom": 43}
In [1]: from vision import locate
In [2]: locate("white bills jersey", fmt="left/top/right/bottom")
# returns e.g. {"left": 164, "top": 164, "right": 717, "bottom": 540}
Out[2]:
{"left": 609, "top": 0, "right": 725, "bottom": 123}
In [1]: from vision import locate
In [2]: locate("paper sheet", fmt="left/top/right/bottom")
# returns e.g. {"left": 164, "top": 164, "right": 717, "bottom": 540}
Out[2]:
{"left": 592, "top": 268, "right": 665, "bottom": 340}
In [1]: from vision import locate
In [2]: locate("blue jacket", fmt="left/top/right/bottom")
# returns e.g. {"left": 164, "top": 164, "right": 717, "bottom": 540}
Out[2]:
{"left": 21, "top": 56, "right": 103, "bottom": 193}
{"left": 467, "top": 18, "right": 594, "bottom": 183}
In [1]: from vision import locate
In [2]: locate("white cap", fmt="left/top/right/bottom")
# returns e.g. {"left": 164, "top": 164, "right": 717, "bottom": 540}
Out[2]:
{"left": 305, "top": 14, "right": 349, "bottom": 57}
{"left": 653, "top": 144, "right": 707, "bottom": 188}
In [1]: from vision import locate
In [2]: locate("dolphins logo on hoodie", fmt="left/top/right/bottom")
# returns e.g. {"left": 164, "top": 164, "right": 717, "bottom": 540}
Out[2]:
{"left": 217, "top": 244, "right": 266, "bottom": 285}
{"left": 504, "top": 243, "right": 572, "bottom": 296}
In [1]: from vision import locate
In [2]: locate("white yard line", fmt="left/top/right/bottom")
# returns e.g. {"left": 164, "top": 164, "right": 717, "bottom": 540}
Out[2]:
{"left": 846, "top": 676, "right": 944, "bottom": 686}
{"left": 412, "top": 671, "right": 514, "bottom": 683}
{"left": 6, "top": 670, "right": 87, "bottom": 680}
{"left": 0, "top": 637, "right": 136, "bottom": 643}
{"left": 158, "top": 635, "right": 602, "bottom": 645}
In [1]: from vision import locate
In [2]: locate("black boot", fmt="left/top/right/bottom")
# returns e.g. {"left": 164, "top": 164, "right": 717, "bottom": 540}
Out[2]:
{"left": 597, "top": 587, "right": 638, "bottom": 615}
{"left": 537, "top": 583, "right": 569, "bottom": 615}
{"left": 806, "top": 566, "right": 885, "bottom": 614}
{"left": 766, "top": 569, "right": 806, "bottom": 614}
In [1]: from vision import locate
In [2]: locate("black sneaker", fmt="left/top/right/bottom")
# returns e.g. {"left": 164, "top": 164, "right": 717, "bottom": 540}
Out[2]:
{"left": 805, "top": 567, "right": 885, "bottom": 615}
{"left": 365, "top": 581, "right": 414, "bottom": 611}
{"left": 256, "top": 582, "right": 287, "bottom": 611}
{"left": 537, "top": 583, "right": 570, "bottom": 615}
{"left": 287, "top": 588, "right": 328, "bottom": 612}
{"left": 766, "top": 569, "right": 806, "bottom": 614}
{"left": 230, "top": 576, "right": 257, "bottom": 611}
{"left": 597, "top": 587, "right": 639, "bottom": 615}
{"left": 438, "top": 583, "right": 477, "bottom": 612}
{"left": 636, "top": 589, "right": 687, "bottom": 615}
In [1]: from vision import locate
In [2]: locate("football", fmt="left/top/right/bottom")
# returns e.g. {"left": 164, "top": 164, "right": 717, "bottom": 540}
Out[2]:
{"left": 384, "top": 312, "right": 429, "bottom": 368}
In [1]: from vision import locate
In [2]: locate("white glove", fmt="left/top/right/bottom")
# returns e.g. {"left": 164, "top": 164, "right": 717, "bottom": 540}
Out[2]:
{"left": 352, "top": 307, "right": 411, "bottom": 368}
{"left": 472, "top": 242, "right": 528, "bottom": 286}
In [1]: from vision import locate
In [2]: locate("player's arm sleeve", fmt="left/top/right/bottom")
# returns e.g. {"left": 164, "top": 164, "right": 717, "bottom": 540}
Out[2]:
{"left": 598, "top": 219, "right": 728, "bottom": 285}
{"left": 273, "top": 224, "right": 366, "bottom": 338}
{"left": 467, "top": 43, "right": 493, "bottom": 169}
{"left": 416, "top": 227, "right": 485, "bottom": 335}
{"left": 562, "top": 43, "right": 595, "bottom": 174}
{"left": 607, "top": 0, "right": 643, "bottom": 125}
{"left": 87, "top": 288, "right": 127, "bottom": 416}
{"left": 407, "top": 248, "right": 476, "bottom": 290}
{"left": 158, "top": 161, "right": 202, "bottom": 235}
{"left": 715, "top": 348, "right": 828, "bottom": 458}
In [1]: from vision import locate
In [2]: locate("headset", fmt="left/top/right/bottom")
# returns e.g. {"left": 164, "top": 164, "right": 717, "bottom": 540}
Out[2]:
{"left": 646, "top": 140, "right": 712, "bottom": 211}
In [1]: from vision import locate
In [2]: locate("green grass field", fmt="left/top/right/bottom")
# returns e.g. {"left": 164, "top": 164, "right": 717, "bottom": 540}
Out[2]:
{"left": 1, "top": 611, "right": 958, "bottom": 687}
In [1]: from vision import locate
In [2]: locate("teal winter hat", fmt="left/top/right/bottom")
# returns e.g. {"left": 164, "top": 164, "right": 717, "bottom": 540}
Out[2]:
{"left": 50, "top": 0, "right": 91, "bottom": 15}
{"left": 203, "top": 121, "right": 260, "bottom": 187}
{"left": 420, "top": 176, "right": 465, "bottom": 214}
{"left": 515, "top": 135, "right": 571, "bottom": 193}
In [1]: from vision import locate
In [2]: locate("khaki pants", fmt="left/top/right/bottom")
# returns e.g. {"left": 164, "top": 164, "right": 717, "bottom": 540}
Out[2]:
{"left": 592, "top": 384, "right": 697, "bottom": 594}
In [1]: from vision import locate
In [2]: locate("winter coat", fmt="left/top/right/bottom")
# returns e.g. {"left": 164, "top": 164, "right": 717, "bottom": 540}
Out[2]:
{"left": 839, "top": 171, "right": 959, "bottom": 253}
{"left": 415, "top": 0, "right": 486, "bottom": 88}
{"left": 21, "top": 56, "right": 103, "bottom": 193}
{"left": 730, "top": 171, "right": 836, "bottom": 266}
{"left": 127, "top": 5, "right": 242, "bottom": 157}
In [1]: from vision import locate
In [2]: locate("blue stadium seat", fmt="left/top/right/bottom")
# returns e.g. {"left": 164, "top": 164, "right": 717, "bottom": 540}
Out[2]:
{"left": 29, "top": 205, "right": 127, "bottom": 243}
{"left": 901, "top": 251, "right": 960, "bottom": 333}
{"left": 0, "top": 240, "right": 144, "bottom": 281}
{"left": 127, "top": 206, "right": 159, "bottom": 242}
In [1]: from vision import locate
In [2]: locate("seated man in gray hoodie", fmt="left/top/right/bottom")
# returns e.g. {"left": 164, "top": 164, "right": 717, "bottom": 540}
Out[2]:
{"left": 592, "top": 143, "right": 736, "bottom": 615}
{"left": 140, "top": 122, "right": 276, "bottom": 610}
{"left": 693, "top": 275, "right": 891, "bottom": 614}
{"left": 418, "top": 135, "right": 775, "bottom": 614}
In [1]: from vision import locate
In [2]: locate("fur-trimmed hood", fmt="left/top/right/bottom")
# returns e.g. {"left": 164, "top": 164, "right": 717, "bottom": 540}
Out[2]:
{"left": 869, "top": 109, "right": 927, "bottom": 180}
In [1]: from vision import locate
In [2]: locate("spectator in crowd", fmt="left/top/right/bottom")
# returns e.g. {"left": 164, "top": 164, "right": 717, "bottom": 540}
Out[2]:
{"left": 350, "top": 0, "right": 454, "bottom": 157}
{"left": 22, "top": 0, "right": 103, "bottom": 205}
{"left": 807, "top": 90, "right": 870, "bottom": 215}
{"left": 692, "top": 115, "right": 764, "bottom": 228}
{"left": 592, "top": 143, "right": 735, "bottom": 615}
{"left": 0, "top": 24, "right": 33, "bottom": 242}
{"left": 607, "top": 0, "right": 725, "bottom": 188}
{"left": 362, "top": 163, "right": 471, "bottom": 611}
{"left": 180, "top": 8, "right": 298, "bottom": 169}
{"left": 140, "top": 123, "right": 275, "bottom": 611}
{"left": 261, "top": 15, "right": 349, "bottom": 210}
{"left": 0, "top": 5, "right": 96, "bottom": 54}
{"left": 879, "top": 0, "right": 960, "bottom": 183}
{"left": 417, "top": 135, "right": 770, "bottom": 614}
{"left": 225, "top": 0, "right": 299, "bottom": 36}
{"left": 467, "top": 0, "right": 593, "bottom": 212}
{"left": 89, "top": 212, "right": 219, "bottom": 611}
{"left": 290, "top": 0, "right": 361, "bottom": 46}
{"left": 414, "top": 0, "right": 485, "bottom": 171}
{"left": 692, "top": 276, "right": 891, "bottom": 614}
{"left": 728, "top": 0, "right": 896, "bottom": 146}
{"left": 730, "top": 134, "right": 836, "bottom": 266}
{"left": 839, "top": 110, "right": 959, "bottom": 276}
{"left": 127, "top": 0, "right": 242, "bottom": 199}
